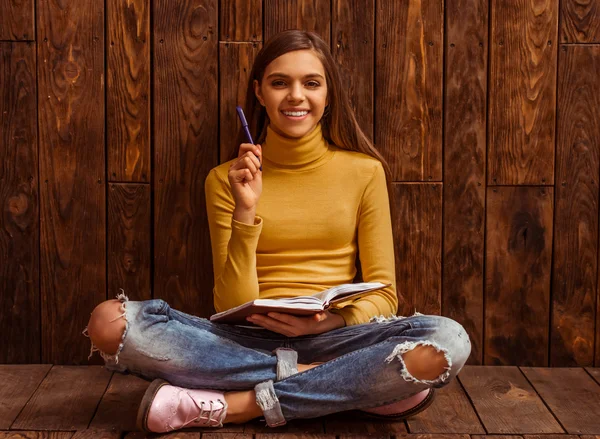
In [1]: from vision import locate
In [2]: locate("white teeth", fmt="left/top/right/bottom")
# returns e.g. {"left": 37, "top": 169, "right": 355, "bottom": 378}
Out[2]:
{"left": 282, "top": 111, "right": 308, "bottom": 117}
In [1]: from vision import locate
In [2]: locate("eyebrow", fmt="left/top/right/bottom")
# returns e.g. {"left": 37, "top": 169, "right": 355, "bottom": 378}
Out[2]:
{"left": 266, "top": 72, "right": 325, "bottom": 80}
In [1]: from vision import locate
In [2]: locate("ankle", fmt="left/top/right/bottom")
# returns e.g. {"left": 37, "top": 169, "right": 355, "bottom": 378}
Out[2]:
{"left": 297, "top": 362, "right": 323, "bottom": 373}
{"left": 223, "top": 390, "right": 262, "bottom": 424}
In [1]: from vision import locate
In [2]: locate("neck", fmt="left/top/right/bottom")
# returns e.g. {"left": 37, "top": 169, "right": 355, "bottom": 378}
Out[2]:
{"left": 261, "top": 123, "right": 332, "bottom": 170}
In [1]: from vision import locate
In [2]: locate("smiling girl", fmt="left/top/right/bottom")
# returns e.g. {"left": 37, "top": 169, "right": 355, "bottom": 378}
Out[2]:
{"left": 84, "top": 30, "right": 471, "bottom": 434}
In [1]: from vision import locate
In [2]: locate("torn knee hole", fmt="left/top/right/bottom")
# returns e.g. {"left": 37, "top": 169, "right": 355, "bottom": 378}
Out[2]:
{"left": 385, "top": 340, "right": 452, "bottom": 385}
{"left": 82, "top": 289, "right": 130, "bottom": 364}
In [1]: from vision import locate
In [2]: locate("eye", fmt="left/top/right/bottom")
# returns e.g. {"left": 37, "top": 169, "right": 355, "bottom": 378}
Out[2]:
{"left": 271, "top": 80, "right": 286, "bottom": 87}
{"left": 306, "top": 81, "right": 320, "bottom": 88}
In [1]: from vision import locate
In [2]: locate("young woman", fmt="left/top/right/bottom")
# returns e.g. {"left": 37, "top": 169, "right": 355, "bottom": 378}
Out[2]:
{"left": 83, "top": 30, "right": 471, "bottom": 434}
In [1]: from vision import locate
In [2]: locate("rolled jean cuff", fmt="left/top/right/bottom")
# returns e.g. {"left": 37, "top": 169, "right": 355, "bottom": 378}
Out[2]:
{"left": 274, "top": 347, "right": 298, "bottom": 381}
{"left": 254, "top": 380, "right": 286, "bottom": 427}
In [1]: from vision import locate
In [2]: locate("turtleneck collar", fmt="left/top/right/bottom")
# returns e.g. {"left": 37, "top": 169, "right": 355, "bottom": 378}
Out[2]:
{"left": 261, "top": 122, "right": 334, "bottom": 171}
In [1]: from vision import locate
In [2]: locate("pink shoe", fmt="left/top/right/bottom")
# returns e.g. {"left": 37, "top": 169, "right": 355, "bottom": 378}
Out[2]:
{"left": 136, "top": 379, "right": 228, "bottom": 433}
{"left": 359, "top": 388, "right": 435, "bottom": 420}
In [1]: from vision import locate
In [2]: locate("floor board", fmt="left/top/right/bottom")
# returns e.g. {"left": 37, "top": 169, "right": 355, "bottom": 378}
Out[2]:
{"left": 1, "top": 366, "right": 600, "bottom": 437}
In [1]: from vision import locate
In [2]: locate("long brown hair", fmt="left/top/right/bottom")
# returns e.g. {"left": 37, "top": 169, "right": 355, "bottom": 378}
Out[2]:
{"left": 227, "top": 29, "right": 396, "bottom": 222}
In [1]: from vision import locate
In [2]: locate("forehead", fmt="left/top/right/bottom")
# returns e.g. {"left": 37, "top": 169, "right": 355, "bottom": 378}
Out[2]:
{"left": 265, "top": 50, "right": 325, "bottom": 77}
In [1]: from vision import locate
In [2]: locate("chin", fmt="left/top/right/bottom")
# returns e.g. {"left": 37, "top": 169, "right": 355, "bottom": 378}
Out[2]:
{"left": 275, "top": 120, "right": 319, "bottom": 139}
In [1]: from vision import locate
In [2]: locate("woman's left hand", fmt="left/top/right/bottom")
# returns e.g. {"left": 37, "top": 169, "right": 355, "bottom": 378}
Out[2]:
{"left": 246, "top": 310, "right": 345, "bottom": 337}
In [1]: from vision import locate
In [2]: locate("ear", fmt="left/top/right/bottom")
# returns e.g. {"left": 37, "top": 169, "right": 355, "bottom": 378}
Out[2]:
{"left": 253, "top": 79, "right": 264, "bottom": 106}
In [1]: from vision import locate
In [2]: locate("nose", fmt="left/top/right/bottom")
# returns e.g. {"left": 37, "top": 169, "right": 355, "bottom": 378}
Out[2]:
{"left": 288, "top": 82, "right": 305, "bottom": 102}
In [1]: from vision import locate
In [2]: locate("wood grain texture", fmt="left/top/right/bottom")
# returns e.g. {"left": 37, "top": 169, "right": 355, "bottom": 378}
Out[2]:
{"left": 332, "top": 0, "right": 374, "bottom": 140}
{"left": 107, "top": 184, "right": 151, "bottom": 302}
{"left": 264, "top": 0, "right": 331, "bottom": 45}
{"left": 0, "top": 365, "right": 51, "bottom": 429}
{"left": 0, "top": 42, "right": 39, "bottom": 364}
{"left": 220, "top": 0, "right": 262, "bottom": 41}
{"left": 407, "top": 379, "right": 485, "bottom": 433}
{"left": 323, "top": 412, "right": 405, "bottom": 435}
{"left": 246, "top": 418, "right": 324, "bottom": 434}
{"left": 485, "top": 187, "right": 553, "bottom": 366}
{"left": 37, "top": 0, "right": 106, "bottom": 365}
{"left": 153, "top": 0, "right": 218, "bottom": 315}
{"left": 392, "top": 183, "right": 442, "bottom": 316}
{"left": 12, "top": 366, "right": 112, "bottom": 430}
{"left": 219, "top": 42, "right": 261, "bottom": 162}
{"left": 0, "top": 0, "right": 34, "bottom": 40}
{"left": 488, "top": 0, "right": 558, "bottom": 185}
{"left": 458, "top": 366, "right": 563, "bottom": 434}
{"left": 376, "top": 0, "right": 443, "bottom": 181}
{"left": 71, "top": 430, "right": 120, "bottom": 439}
{"left": 89, "top": 373, "right": 149, "bottom": 431}
{"left": 521, "top": 367, "right": 600, "bottom": 434}
{"left": 0, "top": 433, "right": 73, "bottom": 438}
{"left": 107, "top": 0, "right": 150, "bottom": 183}
{"left": 561, "top": 0, "right": 600, "bottom": 43}
{"left": 442, "top": 0, "right": 488, "bottom": 366}
{"left": 552, "top": 45, "right": 600, "bottom": 367}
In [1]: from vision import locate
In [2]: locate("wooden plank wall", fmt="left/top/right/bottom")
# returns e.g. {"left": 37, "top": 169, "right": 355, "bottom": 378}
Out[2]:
{"left": 1, "top": 0, "right": 599, "bottom": 368}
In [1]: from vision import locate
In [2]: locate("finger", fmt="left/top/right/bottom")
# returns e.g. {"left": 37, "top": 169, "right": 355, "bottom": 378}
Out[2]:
{"left": 243, "top": 151, "right": 261, "bottom": 171}
{"left": 313, "top": 312, "right": 325, "bottom": 322}
{"left": 238, "top": 144, "right": 262, "bottom": 168}
{"left": 266, "top": 312, "right": 307, "bottom": 326}
{"left": 248, "top": 315, "right": 296, "bottom": 336}
{"left": 229, "top": 168, "right": 254, "bottom": 183}
{"left": 230, "top": 154, "right": 259, "bottom": 174}
{"left": 237, "top": 143, "right": 255, "bottom": 158}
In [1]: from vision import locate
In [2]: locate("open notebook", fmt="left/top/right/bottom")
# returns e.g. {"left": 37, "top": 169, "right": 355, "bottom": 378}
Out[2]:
{"left": 209, "top": 281, "right": 391, "bottom": 325}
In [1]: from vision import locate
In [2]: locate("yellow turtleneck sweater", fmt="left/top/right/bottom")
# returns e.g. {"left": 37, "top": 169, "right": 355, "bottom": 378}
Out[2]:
{"left": 204, "top": 123, "right": 398, "bottom": 326}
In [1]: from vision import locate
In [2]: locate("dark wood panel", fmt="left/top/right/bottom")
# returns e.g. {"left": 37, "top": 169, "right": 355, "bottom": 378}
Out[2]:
{"left": 488, "top": 0, "right": 558, "bottom": 185}
{"left": 37, "top": 0, "right": 106, "bottom": 365}
{"left": 0, "top": 365, "right": 50, "bottom": 429}
{"left": 376, "top": 0, "right": 443, "bottom": 181}
{"left": 0, "top": 0, "right": 34, "bottom": 40}
{"left": 521, "top": 367, "right": 600, "bottom": 434}
{"left": 12, "top": 366, "right": 112, "bottom": 430}
{"left": 0, "top": 42, "right": 39, "bottom": 364}
{"left": 256, "top": 435, "right": 334, "bottom": 439}
{"left": 332, "top": 0, "right": 374, "bottom": 140}
{"left": 485, "top": 187, "right": 553, "bottom": 366}
{"left": 442, "top": 0, "right": 488, "bottom": 366}
{"left": 561, "top": 0, "right": 600, "bottom": 43}
{"left": 107, "top": 184, "right": 151, "bottom": 301}
{"left": 220, "top": 0, "right": 262, "bottom": 41}
{"left": 245, "top": 418, "right": 324, "bottom": 434}
{"left": 71, "top": 430, "right": 119, "bottom": 439}
{"left": 392, "top": 183, "right": 442, "bottom": 316}
{"left": 204, "top": 434, "right": 251, "bottom": 439}
{"left": 0, "top": 433, "right": 73, "bottom": 438}
{"left": 264, "top": 0, "right": 331, "bottom": 46}
{"left": 323, "top": 411, "right": 404, "bottom": 435}
{"left": 124, "top": 434, "right": 199, "bottom": 439}
{"left": 153, "top": 0, "right": 218, "bottom": 315}
{"left": 107, "top": 0, "right": 150, "bottom": 183}
{"left": 458, "top": 366, "right": 563, "bottom": 434}
{"left": 219, "top": 42, "right": 261, "bottom": 162}
{"left": 552, "top": 45, "right": 600, "bottom": 367}
{"left": 407, "top": 379, "right": 485, "bottom": 433}
{"left": 89, "top": 373, "right": 149, "bottom": 432}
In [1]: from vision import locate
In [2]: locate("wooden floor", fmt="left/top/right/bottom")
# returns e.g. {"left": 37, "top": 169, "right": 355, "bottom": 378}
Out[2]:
{"left": 1, "top": 366, "right": 600, "bottom": 438}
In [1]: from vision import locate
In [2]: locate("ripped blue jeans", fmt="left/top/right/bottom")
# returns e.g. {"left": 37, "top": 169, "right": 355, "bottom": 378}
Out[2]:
{"left": 82, "top": 291, "right": 471, "bottom": 428}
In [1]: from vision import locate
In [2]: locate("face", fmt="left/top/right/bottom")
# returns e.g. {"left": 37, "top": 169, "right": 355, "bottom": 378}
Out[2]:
{"left": 254, "top": 49, "right": 328, "bottom": 139}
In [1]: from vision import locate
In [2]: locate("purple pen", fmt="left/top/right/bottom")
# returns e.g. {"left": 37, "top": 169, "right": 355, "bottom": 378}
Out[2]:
{"left": 236, "top": 105, "right": 262, "bottom": 171}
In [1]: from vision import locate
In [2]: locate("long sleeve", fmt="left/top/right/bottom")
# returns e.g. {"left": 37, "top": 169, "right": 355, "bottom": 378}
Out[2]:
{"left": 329, "top": 161, "right": 399, "bottom": 326}
{"left": 205, "top": 168, "right": 263, "bottom": 313}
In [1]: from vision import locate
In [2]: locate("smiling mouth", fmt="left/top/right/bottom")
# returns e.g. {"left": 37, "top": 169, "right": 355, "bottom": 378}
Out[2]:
{"left": 281, "top": 110, "right": 309, "bottom": 116}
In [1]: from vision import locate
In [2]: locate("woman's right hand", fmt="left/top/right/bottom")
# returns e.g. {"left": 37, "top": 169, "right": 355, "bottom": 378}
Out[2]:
{"left": 228, "top": 143, "right": 262, "bottom": 212}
